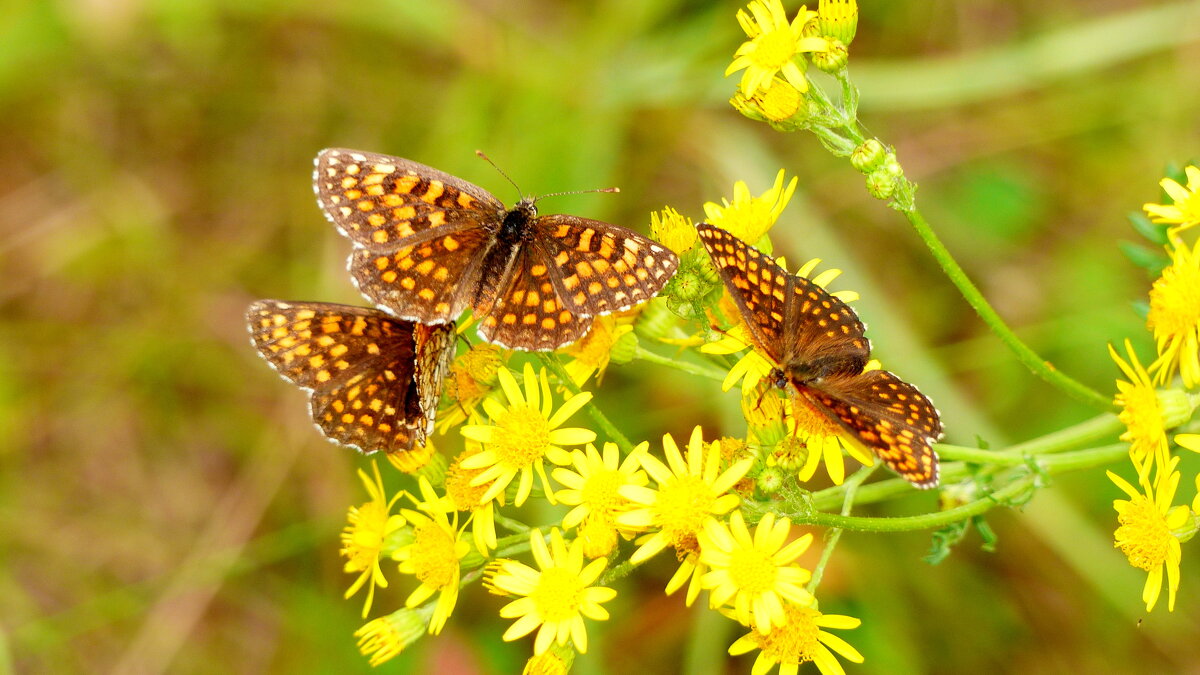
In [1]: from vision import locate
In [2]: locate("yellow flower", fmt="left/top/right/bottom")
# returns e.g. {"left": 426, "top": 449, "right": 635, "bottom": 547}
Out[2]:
{"left": 731, "top": 77, "right": 804, "bottom": 128}
{"left": 461, "top": 364, "right": 597, "bottom": 506}
{"left": 487, "top": 528, "right": 617, "bottom": 654}
{"left": 787, "top": 388, "right": 875, "bottom": 486}
{"left": 385, "top": 435, "right": 438, "bottom": 474}
{"left": 618, "top": 427, "right": 755, "bottom": 606}
{"left": 703, "top": 169, "right": 799, "bottom": 244}
{"left": 355, "top": 607, "right": 431, "bottom": 667}
{"left": 817, "top": 0, "right": 857, "bottom": 45}
{"left": 650, "top": 206, "right": 698, "bottom": 255}
{"left": 1108, "top": 457, "right": 1189, "bottom": 612}
{"left": 553, "top": 442, "right": 649, "bottom": 552}
{"left": 727, "top": 603, "right": 864, "bottom": 675}
{"left": 1147, "top": 238, "right": 1200, "bottom": 388}
{"left": 558, "top": 314, "right": 635, "bottom": 386}
{"left": 522, "top": 646, "right": 574, "bottom": 675}
{"left": 340, "top": 462, "right": 405, "bottom": 618}
{"left": 699, "top": 510, "right": 815, "bottom": 633}
{"left": 392, "top": 477, "right": 470, "bottom": 634}
{"left": 437, "top": 343, "right": 506, "bottom": 432}
{"left": 1143, "top": 166, "right": 1200, "bottom": 239}
{"left": 444, "top": 440, "right": 501, "bottom": 553}
{"left": 727, "top": 0, "right": 828, "bottom": 97}
{"left": 1110, "top": 340, "right": 1169, "bottom": 479}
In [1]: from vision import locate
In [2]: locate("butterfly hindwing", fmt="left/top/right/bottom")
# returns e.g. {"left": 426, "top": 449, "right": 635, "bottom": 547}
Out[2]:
{"left": 477, "top": 240, "right": 593, "bottom": 351}
{"left": 798, "top": 370, "right": 942, "bottom": 488}
{"left": 246, "top": 300, "right": 453, "bottom": 454}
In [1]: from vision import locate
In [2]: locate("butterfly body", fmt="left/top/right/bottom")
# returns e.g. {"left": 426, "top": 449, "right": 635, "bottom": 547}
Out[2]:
{"left": 315, "top": 149, "right": 679, "bottom": 351}
{"left": 697, "top": 223, "right": 942, "bottom": 488}
{"left": 246, "top": 300, "right": 455, "bottom": 455}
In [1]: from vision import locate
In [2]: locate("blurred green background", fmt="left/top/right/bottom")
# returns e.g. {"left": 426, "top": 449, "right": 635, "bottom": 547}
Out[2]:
{"left": 4, "top": 0, "right": 1200, "bottom": 672}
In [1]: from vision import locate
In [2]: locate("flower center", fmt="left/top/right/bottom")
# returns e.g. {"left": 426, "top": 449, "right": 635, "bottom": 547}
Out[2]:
{"left": 1116, "top": 382, "right": 1164, "bottom": 461}
{"left": 1115, "top": 495, "right": 1172, "bottom": 571}
{"left": 728, "top": 547, "right": 778, "bottom": 595}
{"left": 654, "top": 475, "right": 717, "bottom": 548}
{"left": 791, "top": 396, "right": 843, "bottom": 438}
{"left": 1147, "top": 257, "right": 1200, "bottom": 336}
{"left": 446, "top": 452, "right": 491, "bottom": 510}
{"left": 410, "top": 522, "right": 460, "bottom": 589}
{"left": 760, "top": 80, "right": 801, "bottom": 121}
{"left": 580, "top": 467, "right": 624, "bottom": 515}
{"left": 531, "top": 567, "right": 585, "bottom": 622}
{"left": 752, "top": 29, "right": 798, "bottom": 69}
{"left": 755, "top": 605, "right": 822, "bottom": 663}
{"left": 492, "top": 404, "right": 552, "bottom": 468}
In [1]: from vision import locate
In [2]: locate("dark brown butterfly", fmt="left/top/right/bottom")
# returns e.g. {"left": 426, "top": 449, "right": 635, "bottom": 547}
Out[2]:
{"left": 313, "top": 149, "right": 679, "bottom": 351}
{"left": 246, "top": 300, "right": 455, "bottom": 454}
{"left": 697, "top": 223, "right": 942, "bottom": 488}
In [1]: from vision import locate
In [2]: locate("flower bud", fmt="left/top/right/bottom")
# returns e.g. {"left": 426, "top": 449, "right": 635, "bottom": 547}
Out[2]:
{"left": 850, "top": 139, "right": 886, "bottom": 173}
{"left": 811, "top": 39, "right": 848, "bottom": 73}
{"left": 818, "top": 0, "right": 858, "bottom": 45}
{"left": 865, "top": 170, "right": 896, "bottom": 200}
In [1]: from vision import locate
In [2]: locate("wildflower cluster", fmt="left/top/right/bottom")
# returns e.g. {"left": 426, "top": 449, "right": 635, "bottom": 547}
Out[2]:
{"left": 254, "top": 0, "right": 1200, "bottom": 670}
{"left": 1099, "top": 168, "right": 1200, "bottom": 613}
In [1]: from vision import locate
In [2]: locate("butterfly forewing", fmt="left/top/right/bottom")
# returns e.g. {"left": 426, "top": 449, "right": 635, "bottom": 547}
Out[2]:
{"left": 246, "top": 300, "right": 453, "bottom": 454}
{"left": 799, "top": 371, "right": 942, "bottom": 488}
{"left": 538, "top": 215, "right": 679, "bottom": 319}
{"left": 696, "top": 223, "right": 793, "bottom": 361}
{"left": 320, "top": 149, "right": 678, "bottom": 351}
{"left": 315, "top": 148, "right": 504, "bottom": 251}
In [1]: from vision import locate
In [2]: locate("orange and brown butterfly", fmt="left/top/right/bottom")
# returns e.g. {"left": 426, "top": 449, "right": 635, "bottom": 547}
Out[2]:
{"left": 246, "top": 300, "right": 456, "bottom": 455}
{"left": 696, "top": 223, "right": 943, "bottom": 488}
{"left": 313, "top": 149, "right": 679, "bottom": 351}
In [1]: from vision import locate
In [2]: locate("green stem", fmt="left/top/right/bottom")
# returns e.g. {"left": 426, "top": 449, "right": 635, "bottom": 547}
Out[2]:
{"left": 633, "top": 345, "right": 728, "bottom": 383}
{"left": 796, "top": 444, "right": 1127, "bottom": 532}
{"left": 899, "top": 207, "right": 1113, "bottom": 411}
{"left": 807, "top": 464, "right": 875, "bottom": 594}
{"left": 538, "top": 353, "right": 634, "bottom": 454}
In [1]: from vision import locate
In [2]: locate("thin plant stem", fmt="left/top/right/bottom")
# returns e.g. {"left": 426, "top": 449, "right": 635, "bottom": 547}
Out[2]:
{"left": 634, "top": 345, "right": 728, "bottom": 382}
{"left": 807, "top": 464, "right": 875, "bottom": 594}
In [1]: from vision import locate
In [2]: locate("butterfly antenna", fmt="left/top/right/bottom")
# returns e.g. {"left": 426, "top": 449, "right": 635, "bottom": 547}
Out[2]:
{"left": 476, "top": 150, "right": 525, "bottom": 201}
{"left": 534, "top": 186, "right": 620, "bottom": 204}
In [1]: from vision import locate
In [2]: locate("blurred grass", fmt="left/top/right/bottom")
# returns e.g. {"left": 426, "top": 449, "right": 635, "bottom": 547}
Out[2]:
{"left": 2, "top": 0, "right": 1200, "bottom": 672}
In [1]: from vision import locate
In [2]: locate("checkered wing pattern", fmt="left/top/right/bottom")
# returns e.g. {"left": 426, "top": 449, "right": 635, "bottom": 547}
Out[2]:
{"left": 315, "top": 148, "right": 504, "bottom": 251}
{"left": 246, "top": 300, "right": 453, "bottom": 454}
{"left": 477, "top": 240, "right": 593, "bottom": 350}
{"left": 697, "top": 223, "right": 794, "bottom": 360}
{"left": 317, "top": 148, "right": 678, "bottom": 351}
{"left": 798, "top": 370, "right": 943, "bottom": 489}
{"left": 537, "top": 215, "right": 679, "bottom": 319}
{"left": 697, "top": 223, "right": 941, "bottom": 489}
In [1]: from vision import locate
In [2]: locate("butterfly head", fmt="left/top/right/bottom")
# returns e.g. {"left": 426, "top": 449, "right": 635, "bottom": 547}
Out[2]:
{"left": 768, "top": 367, "right": 790, "bottom": 390}
{"left": 500, "top": 198, "right": 539, "bottom": 243}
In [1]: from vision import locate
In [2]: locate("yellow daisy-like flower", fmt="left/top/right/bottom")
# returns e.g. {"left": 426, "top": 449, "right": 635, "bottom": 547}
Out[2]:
{"left": 340, "top": 462, "right": 406, "bottom": 618}
{"left": 699, "top": 510, "right": 815, "bottom": 633}
{"left": 1147, "top": 238, "right": 1200, "bottom": 388}
{"left": 554, "top": 442, "right": 649, "bottom": 557}
{"left": 650, "top": 206, "right": 698, "bottom": 255}
{"left": 461, "top": 364, "right": 597, "bottom": 506}
{"left": 1143, "top": 166, "right": 1200, "bottom": 239}
{"left": 487, "top": 528, "right": 617, "bottom": 655}
{"left": 558, "top": 314, "right": 635, "bottom": 386}
{"left": 1108, "top": 456, "right": 1190, "bottom": 612}
{"left": 392, "top": 477, "right": 470, "bottom": 634}
{"left": 703, "top": 169, "right": 800, "bottom": 244}
{"left": 618, "top": 427, "right": 755, "bottom": 605}
{"left": 355, "top": 606, "right": 432, "bottom": 667}
{"left": 727, "top": 603, "right": 864, "bottom": 675}
{"left": 437, "top": 342, "right": 506, "bottom": 432}
{"left": 444, "top": 439, "right": 501, "bottom": 553}
{"left": 727, "top": 0, "right": 828, "bottom": 98}
{"left": 731, "top": 77, "right": 804, "bottom": 128}
{"left": 1110, "top": 340, "right": 1169, "bottom": 479}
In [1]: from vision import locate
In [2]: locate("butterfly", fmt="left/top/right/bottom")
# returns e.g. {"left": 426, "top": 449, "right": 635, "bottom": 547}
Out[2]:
{"left": 313, "top": 148, "right": 679, "bottom": 351}
{"left": 696, "top": 223, "right": 943, "bottom": 488}
{"left": 246, "top": 300, "right": 456, "bottom": 455}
